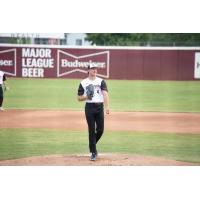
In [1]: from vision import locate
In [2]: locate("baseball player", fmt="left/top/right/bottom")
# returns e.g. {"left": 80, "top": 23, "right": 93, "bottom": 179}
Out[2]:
{"left": 77, "top": 64, "right": 109, "bottom": 161}
{"left": 0, "top": 70, "right": 7, "bottom": 111}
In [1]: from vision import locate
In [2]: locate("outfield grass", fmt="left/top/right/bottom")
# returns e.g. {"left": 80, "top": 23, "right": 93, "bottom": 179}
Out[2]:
{"left": 0, "top": 129, "right": 200, "bottom": 163}
{"left": 4, "top": 78, "right": 200, "bottom": 112}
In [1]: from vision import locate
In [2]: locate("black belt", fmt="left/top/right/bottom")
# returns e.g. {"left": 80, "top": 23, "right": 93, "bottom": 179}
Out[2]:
{"left": 86, "top": 102, "right": 103, "bottom": 106}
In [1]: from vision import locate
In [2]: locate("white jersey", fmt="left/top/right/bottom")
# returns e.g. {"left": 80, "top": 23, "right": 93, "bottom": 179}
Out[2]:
{"left": 78, "top": 77, "right": 108, "bottom": 103}
{"left": 0, "top": 71, "right": 5, "bottom": 84}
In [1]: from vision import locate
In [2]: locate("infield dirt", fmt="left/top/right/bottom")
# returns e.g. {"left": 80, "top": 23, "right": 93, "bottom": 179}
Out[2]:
{"left": 1, "top": 110, "right": 200, "bottom": 133}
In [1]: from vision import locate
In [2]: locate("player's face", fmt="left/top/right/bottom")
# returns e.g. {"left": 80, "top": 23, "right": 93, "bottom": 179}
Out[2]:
{"left": 89, "top": 68, "right": 97, "bottom": 76}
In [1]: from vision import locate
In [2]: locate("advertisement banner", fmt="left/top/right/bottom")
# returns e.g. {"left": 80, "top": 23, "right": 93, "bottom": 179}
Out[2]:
{"left": 0, "top": 45, "right": 110, "bottom": 79}
{"left": 21, "top": 48, "right": 55, "bottom": 78}
{"left": 0, "top": 48, "right": 16, "bottom": 76}
{"left": 57, "top": 50, "right": 109, "bottom": 78}
{"left": 0, "top": 44, "right": 200, "bottom": 80}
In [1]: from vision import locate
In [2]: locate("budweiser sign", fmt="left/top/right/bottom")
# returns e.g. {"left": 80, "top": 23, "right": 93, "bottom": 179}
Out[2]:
{"left": 0, "top": 48, "right": 16, "bottom": 76}
{"left": 57, "top": 50, "right": 110, "bottom": 78}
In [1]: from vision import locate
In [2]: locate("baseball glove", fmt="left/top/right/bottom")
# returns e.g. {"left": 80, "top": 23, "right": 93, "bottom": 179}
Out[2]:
{"left": 86, "top": 84, "right": 94, "bottom": 100}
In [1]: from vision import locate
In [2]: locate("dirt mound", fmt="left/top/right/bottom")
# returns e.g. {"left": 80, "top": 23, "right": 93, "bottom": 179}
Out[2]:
{"left": 0, "top": 154, "right": 197, "bottom": 166}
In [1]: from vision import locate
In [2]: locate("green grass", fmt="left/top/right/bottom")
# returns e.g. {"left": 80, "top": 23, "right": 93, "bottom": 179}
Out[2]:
{"left": 0, "top": 129, "right": 88, "bottom": 160}
{"left": 4, "top": 78, "right": 82, "bottom": 110}
{"left": 109, "top": 80, "right": 200, "bottom": 112}
{"left": 4, "top": 78, "right": 200, "bottom": 112}
{"left": 0, "top": 129, "right": 200, "bottom": 163}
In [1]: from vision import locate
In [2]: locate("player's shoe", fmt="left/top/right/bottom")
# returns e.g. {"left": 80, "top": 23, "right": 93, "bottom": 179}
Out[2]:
{"left": 90, "top": 153, "right": 97, "bottom": 161}
{"left": 0, "top": 107, "right": 4, "bottom": 111}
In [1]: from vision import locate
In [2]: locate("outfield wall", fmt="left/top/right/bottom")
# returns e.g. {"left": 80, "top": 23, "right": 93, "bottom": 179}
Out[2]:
{"left": 0, "top": 44, "right": 200, "bottom": 80}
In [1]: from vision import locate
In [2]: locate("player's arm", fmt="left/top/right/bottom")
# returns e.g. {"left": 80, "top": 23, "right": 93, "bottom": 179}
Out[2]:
{"left": 101, "top": 80, "right": 109, "bottom": 114}
{"left": 77, "top": 83, "right": 88, "bottom": 101}
{"left": 77, "top": 95, "right": 88, "bottom": 101}
{"left": 102, "top": 90, "right": 109, "bottom": 114}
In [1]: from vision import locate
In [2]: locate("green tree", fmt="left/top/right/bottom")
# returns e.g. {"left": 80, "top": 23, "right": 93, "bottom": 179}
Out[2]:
{"left": 8, "top": 37, "right": 31, "bottom": 44}
{"left": 86, "top": 33, "right": 150, "bottom": 46}
{"left": 148, "top": 33, "right": 200, "bottom": 46}
{"left": 86, "top": 33, "right": 200, "bottom": 46}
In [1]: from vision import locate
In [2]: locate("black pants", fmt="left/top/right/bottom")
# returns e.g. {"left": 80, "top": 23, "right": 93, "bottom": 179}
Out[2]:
{"left": 85, "top": 103, "right": 104, "bottom": 153}
{"left": 0, "top": 86, "right": 3, "bottom": 107}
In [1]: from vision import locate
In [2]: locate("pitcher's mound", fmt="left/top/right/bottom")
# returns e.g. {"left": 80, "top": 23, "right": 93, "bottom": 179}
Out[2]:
{"left": 0, "top": 154, "right": 198, "bottom": 166}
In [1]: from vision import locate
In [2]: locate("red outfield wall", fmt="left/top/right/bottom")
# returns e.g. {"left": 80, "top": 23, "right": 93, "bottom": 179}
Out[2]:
{"left": 0, "top": 44, "right": 200, "bottom": 80}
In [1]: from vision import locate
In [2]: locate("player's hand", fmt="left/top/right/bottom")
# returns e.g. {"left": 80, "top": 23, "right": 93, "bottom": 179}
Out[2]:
{"left": 105, "top": 108, "right": 109, "bottom": 114}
